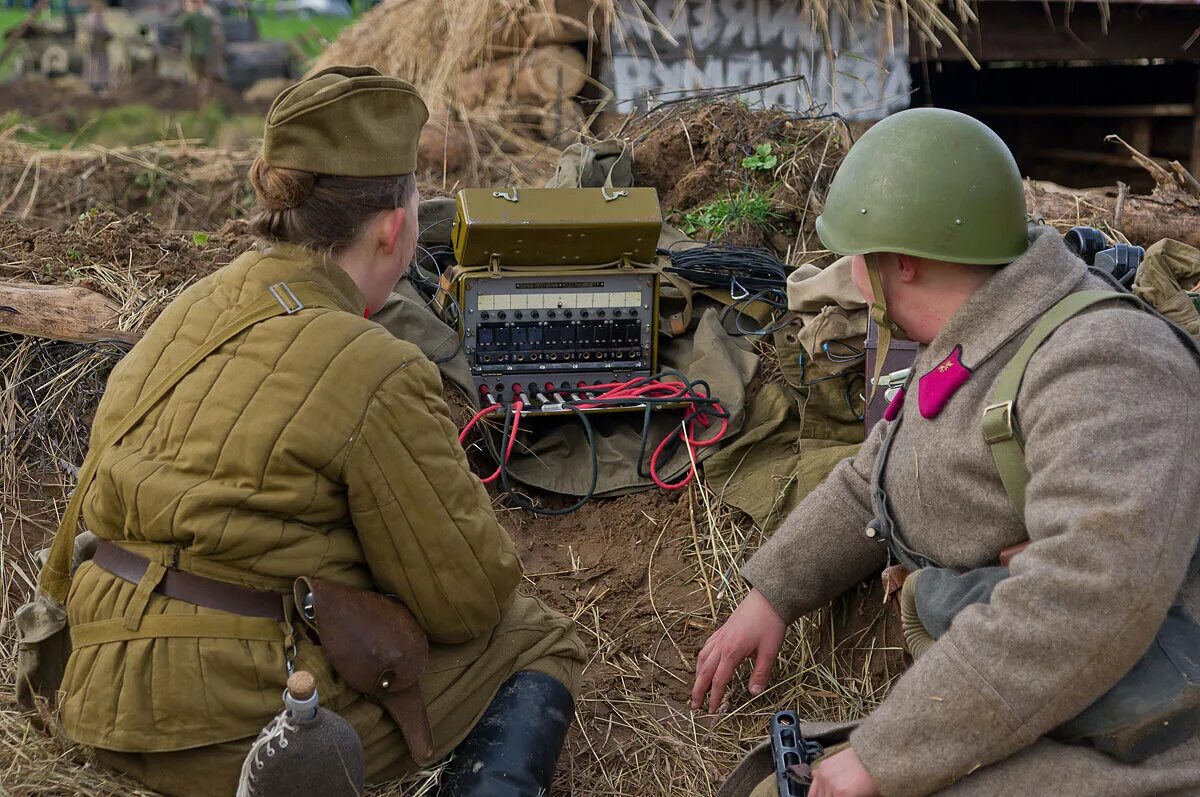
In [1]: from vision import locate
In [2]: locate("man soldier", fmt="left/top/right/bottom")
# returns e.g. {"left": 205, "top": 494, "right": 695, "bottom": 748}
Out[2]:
{"left": 693, "top": 108, "right": 1200, "bottom": 796}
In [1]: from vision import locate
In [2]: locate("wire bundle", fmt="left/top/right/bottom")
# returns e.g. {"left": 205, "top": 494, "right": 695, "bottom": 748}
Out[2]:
{"left": 663, "top": 243, "right": 792, "bottom": 336}
{"left": 457, "top": 370, "right": 729, "bottom": 514}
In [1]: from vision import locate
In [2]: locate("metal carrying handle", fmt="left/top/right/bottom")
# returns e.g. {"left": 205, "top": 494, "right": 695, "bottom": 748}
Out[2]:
{"left": 492, "top": 188, "right": 519, "bottom": 203}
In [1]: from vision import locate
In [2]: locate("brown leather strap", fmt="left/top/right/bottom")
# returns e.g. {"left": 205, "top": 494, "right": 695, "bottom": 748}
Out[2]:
{"left": 92, "top": 541, "right": 287, "bottom": 621}
{"left": 999, "top": 541, "right": 1031, "bottom": 568}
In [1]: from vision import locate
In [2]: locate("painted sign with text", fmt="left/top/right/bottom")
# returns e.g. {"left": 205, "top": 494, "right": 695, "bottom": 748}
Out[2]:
{"left": 608, "top": 0, "right": 911, "bottom": 120}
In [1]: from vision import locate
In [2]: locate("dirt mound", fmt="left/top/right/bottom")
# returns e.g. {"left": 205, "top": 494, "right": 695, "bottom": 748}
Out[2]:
{"left": 0, "top": 210, "right": 255, "bottom": 301}
{"left": 0, "top": 140, "right": 463, "bottom": 234}
{"left": 0, "top": 140, "right": 256, "bottom": 231}
{"left": 627, "top": 101, "right": 850, "bottom": 262}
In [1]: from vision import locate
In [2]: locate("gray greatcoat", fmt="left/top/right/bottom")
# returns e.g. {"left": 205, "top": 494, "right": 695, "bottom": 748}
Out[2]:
{"left": 739, "top": 228, "right": 1200, "bottom": 796}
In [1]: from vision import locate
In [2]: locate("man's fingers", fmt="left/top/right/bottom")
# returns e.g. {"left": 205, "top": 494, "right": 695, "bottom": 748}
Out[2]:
{"left": 690, "top": 642, "right": 718, "bottom": 709}
{"left": 749, "top": 636, "right": 783, "bottom": 695}
{"left": 707, "top": 653, "right": 739, "bottom": 713}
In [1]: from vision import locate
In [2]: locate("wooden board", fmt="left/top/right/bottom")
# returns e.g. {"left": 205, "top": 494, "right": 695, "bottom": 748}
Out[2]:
{"left": 919, "top": 5, "right": 1200, "bottom": 63}
{"left": 0, "top": 282, "right": 139, "bottom": 345}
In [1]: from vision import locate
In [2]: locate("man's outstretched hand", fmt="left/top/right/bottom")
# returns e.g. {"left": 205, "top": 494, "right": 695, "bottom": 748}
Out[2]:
{"left": 691, "top": 588, "right": 786, "bottom": 712}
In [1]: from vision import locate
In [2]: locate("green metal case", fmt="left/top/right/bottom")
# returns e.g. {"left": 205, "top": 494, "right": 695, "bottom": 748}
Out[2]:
{"left": 451, "top": 187, "right": 663, "bottom": 267}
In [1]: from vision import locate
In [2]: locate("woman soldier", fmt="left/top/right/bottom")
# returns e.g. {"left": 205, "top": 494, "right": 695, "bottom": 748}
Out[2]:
{"left": 53, "top": 67, "right": 584, "bottom": 796}
{"left": 692, "top": 109, "right": 1200, "bottom": 796}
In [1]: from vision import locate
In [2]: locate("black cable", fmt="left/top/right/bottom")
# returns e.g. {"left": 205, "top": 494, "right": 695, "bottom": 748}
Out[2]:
{"left": 665, "top": 242, "right": 791, "bottom": 337}
{"left": 498, "top": 403, "right": 598, "bottom": 516}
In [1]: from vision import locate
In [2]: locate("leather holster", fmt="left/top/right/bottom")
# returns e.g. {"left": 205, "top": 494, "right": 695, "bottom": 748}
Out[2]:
{"left": 294, "top": 577, "right": 436, "bottom": 765}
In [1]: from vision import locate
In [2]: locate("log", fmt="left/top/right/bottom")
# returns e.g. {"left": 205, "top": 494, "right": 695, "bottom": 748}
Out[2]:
{"left": 455, "top": 44, "right": 588, "bottom": 109}
{"left": 0, "top": 282, "right": 139, "bottom": 345}
{"left": 1025, "top": 179, "right": 1200, "bottom": 249}
{"left": 417, "top": 111, "right": 473, "bottom": 175}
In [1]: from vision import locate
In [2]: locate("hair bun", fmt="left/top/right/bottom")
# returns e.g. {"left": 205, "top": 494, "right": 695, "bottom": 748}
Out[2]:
{"left": 249, "top": 157, "right": 316, "bottom": 211}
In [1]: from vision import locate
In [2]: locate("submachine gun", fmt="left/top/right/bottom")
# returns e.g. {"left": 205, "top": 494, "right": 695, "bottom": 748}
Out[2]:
{"left": 770, "top": 710, "right": 825, "bottom": 796}
{"left": 440, "top": 186, "right": 665, "bottom": 412}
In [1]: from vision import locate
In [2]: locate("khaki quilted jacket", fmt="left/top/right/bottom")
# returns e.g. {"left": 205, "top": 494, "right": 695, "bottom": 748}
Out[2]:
{"left": 743, "top": 228, "right": 1200, "bottom": 796}
{"left": 60, "top": 245, "right": 580, "bottom": 756}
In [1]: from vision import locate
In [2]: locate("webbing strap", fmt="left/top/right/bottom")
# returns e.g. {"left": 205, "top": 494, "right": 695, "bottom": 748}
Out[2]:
{"left": 982, "top": 290, "right": 1141, "bottom": 516}
{"left": 70, "top": 615, "right": 285, "bottom": 647}
{"left": 38, "top": 282, "right": 335, "bottom": 605}
{"left": 866, "top": 254, "right": 892, "bottom": 403}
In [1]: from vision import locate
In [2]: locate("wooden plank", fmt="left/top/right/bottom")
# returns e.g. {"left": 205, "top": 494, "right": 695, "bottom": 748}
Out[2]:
{"left": 0, "top": 282, "right": 139, "bottom": 345}
{"left": 917, "top": 5, "right": 1200, "bottom": 63}
{"left": 961, "top": 103, "right": 1194, "bottom": 119}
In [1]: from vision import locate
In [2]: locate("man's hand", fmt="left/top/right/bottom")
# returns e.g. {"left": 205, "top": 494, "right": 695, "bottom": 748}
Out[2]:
{"left": 810, "top": 747, "right": 880, "bottom": 797}
{"left": 690, "top": 588, "right": 786, "bottom": 712}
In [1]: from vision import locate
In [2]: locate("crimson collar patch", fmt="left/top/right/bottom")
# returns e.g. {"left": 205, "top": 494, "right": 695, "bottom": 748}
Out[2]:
{"left": 918, "top": 344, "right": 972, "bottom": 419}
{"left": 883, "top": 387, "right": 906, "bottom": 422}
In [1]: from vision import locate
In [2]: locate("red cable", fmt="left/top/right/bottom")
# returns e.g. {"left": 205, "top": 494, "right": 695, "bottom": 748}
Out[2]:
{"left": 479, "top": 400, "right": 522, "bottom": 484}
{"left": 459, "top": 401, "right": 523, "bottom": 484}
{"left": 461, "top": 378, "right": 728, "bottom": 492}
{"left": 649, "top": 402, "right": 729, "bottom": 490}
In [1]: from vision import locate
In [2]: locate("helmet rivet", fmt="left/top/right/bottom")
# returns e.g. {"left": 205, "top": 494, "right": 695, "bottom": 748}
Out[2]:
{"left": 860, "top": 208, "right": 868, "bottom": 215}
{"left": 955, "top": 219, "right": 963, "bottom": 225}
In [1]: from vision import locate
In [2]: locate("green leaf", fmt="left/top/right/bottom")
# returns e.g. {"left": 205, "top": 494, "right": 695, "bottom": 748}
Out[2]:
{"left": 192, "top": 232, "right": 210, "bottom": 247}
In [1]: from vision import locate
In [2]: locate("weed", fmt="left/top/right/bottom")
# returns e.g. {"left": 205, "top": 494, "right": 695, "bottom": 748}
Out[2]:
{"left": 681, "top": 187, "right": 781, "bottom": 237}
{"left": 742, "top": 143, "right": 778, "bottom": 172}
{"left": 192, "top": 232, "right": 210, "bottom": 247}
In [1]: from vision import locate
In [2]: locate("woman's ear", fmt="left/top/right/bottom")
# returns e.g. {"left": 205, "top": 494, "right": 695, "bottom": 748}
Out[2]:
{"left": 379, "top": 207, "right": 407, "bottom": 256}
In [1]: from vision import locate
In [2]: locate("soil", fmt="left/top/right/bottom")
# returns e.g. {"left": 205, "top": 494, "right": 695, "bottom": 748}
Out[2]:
{"left": 0, "top": 211, "right": 254, "bottom": 301}
{"left": 628, "top": 102, "right": 851, "bottom": 262}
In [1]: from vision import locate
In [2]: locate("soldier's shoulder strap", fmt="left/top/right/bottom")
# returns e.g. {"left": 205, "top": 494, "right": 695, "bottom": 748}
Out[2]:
{"left": 38, "top": 281, "right": 335, "bottom": 605}
{"left": 981, "top": 289, "right": 1200, "bottom": 516}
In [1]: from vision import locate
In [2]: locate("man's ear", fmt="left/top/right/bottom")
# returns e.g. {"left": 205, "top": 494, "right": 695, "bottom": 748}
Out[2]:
{"left": 380, "top": 207, "right": 407, "bottom": 255}
{"left": 897, "top": 254, "right": 920, "bottom": 283}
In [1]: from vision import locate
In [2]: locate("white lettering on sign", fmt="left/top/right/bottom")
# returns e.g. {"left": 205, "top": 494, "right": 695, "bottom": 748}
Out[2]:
{"left": 608, "top": 0, "right": 911, "bottom": 120}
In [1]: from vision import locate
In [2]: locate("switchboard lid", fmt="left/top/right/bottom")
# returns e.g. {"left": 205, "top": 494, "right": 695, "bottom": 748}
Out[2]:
{"left": 452, "top": 187, "right": 663, "bottom": 267}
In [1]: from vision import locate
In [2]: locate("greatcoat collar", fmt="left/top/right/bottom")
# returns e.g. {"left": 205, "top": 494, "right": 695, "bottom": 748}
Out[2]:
{"left": 912, "top": 226, "right": 1089, "bottom": 379}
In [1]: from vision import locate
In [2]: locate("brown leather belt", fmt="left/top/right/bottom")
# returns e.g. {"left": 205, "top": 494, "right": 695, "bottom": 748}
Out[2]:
{"left": 92, "top": 540, "right": 287, "bottom": 621}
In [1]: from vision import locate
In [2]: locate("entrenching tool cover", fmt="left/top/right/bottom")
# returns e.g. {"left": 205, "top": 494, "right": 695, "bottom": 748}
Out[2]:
{"left": 452, "top": 187, "right": 662, "bottom": 267}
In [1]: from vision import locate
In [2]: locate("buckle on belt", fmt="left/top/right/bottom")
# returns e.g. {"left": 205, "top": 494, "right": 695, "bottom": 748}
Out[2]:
{"left": 269, "top": 282, "right": 304, "bottom": 314}
{"left": 982, "top": 400, "right": 1015, "bottom": 443}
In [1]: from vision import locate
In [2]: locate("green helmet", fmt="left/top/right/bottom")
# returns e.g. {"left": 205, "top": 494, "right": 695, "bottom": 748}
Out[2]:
{"left": 816, "top": 108, "right": 1028, "bottom": 265}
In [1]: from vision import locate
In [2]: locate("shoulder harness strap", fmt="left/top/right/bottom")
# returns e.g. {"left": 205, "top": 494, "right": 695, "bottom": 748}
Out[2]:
{"left": 979, "top": 288, "right": 1200, "bottom": 517}
{"left": 982, "top": 290, "right": 1142, "bottom": 516}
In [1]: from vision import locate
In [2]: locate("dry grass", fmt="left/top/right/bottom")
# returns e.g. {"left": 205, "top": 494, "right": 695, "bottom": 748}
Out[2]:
{"left": 558, "top": 480, "right": 897, "bottom": 796}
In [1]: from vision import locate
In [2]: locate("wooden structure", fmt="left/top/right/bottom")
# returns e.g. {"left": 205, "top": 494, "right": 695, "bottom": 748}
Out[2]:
{"left": 912, "top": 1, "right": 1200, "bottom": 187}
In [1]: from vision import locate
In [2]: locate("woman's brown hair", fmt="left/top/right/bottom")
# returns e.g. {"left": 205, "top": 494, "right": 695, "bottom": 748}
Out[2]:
{"left": 248, "top": 156, "right": 417, "bottom": 255}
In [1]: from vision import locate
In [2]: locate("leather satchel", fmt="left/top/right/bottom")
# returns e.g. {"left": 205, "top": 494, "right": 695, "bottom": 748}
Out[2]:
{"left": 293, "top": 577, "right": 436, "bottom": 765}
